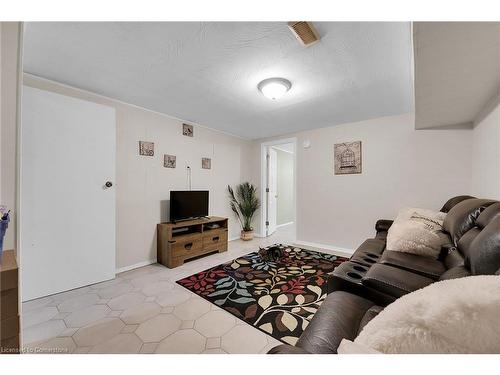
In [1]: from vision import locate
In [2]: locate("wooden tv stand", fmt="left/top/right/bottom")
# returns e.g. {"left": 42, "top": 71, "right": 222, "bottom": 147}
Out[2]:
{"left": 157, "top": 216, "right": 228, "bottom": 268}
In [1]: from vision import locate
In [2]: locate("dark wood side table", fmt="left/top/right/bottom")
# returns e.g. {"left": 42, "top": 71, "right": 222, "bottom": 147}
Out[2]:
{"left": 1, "top": 250, "right": 20, "bottom": 354}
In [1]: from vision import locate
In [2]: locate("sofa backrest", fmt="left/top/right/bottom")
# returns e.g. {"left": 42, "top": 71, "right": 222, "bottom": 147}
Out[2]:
{"left": 441, "top": 199, "right": 500, "bottom": 276}
{"left": 443, "top": 198, "right": 496, "bottom": 246}
{"left": 440, "top": 195, "right": 476, "bottom": 213}
{"left": 458, "top": 202, "right": 500, "bottom": 275}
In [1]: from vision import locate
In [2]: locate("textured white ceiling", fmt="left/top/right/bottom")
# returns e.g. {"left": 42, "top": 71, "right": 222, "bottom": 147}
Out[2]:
{"left": 23, "top": 22, "right": 413, "bottom": 139}
{"left": 414, "top": 22, "right": 500, "bottom": 129}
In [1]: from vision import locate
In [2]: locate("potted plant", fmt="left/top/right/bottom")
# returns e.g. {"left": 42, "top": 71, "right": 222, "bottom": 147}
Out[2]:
{"left": 228, "top": 183, "right": 260, "bottom": 241}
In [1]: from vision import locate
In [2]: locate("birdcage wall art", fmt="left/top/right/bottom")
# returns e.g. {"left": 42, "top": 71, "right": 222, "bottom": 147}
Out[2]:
{"left": 334, "top": 141, "right": 362, "bottom": 175}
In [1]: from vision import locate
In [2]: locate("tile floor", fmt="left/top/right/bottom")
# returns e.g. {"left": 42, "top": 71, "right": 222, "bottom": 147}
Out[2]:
{"left": 21, "top": 224, "right": 334, "bottom": 354}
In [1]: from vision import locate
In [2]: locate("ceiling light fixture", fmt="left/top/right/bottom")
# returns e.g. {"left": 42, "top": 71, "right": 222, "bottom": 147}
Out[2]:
{"left": 257, "top": 78, "right": 292, "bottom": 100}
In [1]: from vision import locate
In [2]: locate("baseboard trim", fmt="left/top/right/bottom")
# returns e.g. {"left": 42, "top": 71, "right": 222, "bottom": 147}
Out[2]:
{"left": 276, "top": 222, "right": 294, "bottom": 228}
{"left": 116, "top": 259, "right": 157, "bottom": 274}
{"left": 293, "top": 240, "right": 354, "bottom": 258}
{"left": 229, "top": 233, "right": 265, "bottom": 241}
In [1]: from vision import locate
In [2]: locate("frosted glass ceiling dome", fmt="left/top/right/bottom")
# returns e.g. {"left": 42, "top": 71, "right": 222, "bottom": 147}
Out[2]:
{"left": 258, "top": 78, "right": 292, "bottom": 100}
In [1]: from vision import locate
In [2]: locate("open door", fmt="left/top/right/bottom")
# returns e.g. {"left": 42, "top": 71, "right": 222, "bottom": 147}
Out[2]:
{"left": 266, "top": 147, "right": 278, "bottom": 236}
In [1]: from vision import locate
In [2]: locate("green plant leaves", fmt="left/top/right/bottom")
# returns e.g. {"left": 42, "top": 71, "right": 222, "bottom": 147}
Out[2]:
{"left": 228, "top": 183, "right": 260, "bottom": 231}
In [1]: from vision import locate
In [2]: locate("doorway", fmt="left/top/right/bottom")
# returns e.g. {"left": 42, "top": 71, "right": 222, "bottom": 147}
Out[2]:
{"left": 260, "top": 138, "right": 297, "bottom": 240}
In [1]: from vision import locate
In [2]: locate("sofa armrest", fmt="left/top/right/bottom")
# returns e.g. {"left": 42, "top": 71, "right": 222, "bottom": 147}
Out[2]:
{"left": 361, "top": 263, "right": 433, "bottom": 298}
{"left": 267, "top": 344, "right": 310, "bottom": 354}
{"left": 375, "top": 219, "right": 393, "bottom": 233}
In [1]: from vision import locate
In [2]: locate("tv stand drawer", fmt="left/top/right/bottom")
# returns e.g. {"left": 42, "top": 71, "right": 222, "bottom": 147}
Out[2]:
{"left": 203, "top": 231, "right": 228, "bottom": 251}
{"left": 170, "top": 238, "right": 203, "bottom": 257}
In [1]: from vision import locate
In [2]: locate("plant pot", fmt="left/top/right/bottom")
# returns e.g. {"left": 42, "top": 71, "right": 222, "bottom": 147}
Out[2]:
{"left": 241, "top": 230, "right": 254, "bottom": 241}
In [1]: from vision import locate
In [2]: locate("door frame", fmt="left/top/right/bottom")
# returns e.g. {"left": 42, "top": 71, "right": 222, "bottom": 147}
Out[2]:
{"left": 260, "top": 137, "right": 297, "bottom": 238}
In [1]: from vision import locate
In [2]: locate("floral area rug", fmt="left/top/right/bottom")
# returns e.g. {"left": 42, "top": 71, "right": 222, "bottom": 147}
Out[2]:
{"left": 176, "top": 245, "right": 348, "bottom": 345}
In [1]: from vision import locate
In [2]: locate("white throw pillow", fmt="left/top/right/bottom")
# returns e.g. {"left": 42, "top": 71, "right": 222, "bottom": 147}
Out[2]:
{"left": 386, "top": 207, "right": 448, "bottom": 258}
{"left": 355, "top": 276, "right": 500, "bottom": 353}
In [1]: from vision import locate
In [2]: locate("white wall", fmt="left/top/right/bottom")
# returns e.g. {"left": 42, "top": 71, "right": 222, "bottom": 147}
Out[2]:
{"left": 471, "top": 101, "right": 500, "bottom": 200}
{"left": 275, "top": 148, "right": 294, "bottom": 225}
{"left": 23, "top": 75, "right": 254, "bottom": 271}
{"left": 256, "top": 113, "right": 473, "bottom": 253}
{"left": 22, "top": 78, "right": 479, "bottom": 262}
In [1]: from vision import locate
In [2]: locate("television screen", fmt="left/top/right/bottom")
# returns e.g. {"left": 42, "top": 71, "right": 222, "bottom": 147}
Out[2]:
{"left": 170, "top": 190, "right": 209, "bottom": 221}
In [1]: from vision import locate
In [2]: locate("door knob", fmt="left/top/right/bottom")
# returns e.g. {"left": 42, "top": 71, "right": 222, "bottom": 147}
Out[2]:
{"left": 105, "top": 181, "right": 113, "bottom": 188}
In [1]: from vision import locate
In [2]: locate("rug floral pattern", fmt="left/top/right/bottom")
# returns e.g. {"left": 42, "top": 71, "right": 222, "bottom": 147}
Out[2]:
{"left": 177, "top": 245, "right": 347, "bottom": 345}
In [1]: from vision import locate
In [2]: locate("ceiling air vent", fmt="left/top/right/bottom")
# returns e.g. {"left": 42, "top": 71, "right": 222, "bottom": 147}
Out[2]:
{"left": 288, "top": 21, "right": 320, "bottom": 47}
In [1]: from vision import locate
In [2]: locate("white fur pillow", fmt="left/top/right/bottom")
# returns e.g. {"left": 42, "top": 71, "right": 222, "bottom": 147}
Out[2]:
{"left": 386, "top": 207, "right": 448, "bottom": 258}
{"left": 355, "top": 276, "right": 500, "bottom": 353}
{"left": 337, "top": 339, "right": 380, "bottom": 354}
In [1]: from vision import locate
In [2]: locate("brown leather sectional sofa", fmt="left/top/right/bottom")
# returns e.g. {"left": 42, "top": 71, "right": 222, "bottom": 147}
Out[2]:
{"left": 269, "top": 196, "right": 500, "bottom": 354}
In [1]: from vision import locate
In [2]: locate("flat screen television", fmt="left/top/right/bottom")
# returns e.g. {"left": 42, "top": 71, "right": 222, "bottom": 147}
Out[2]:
{"left": 170, "top": 190, "right": 209, "bottom": 222}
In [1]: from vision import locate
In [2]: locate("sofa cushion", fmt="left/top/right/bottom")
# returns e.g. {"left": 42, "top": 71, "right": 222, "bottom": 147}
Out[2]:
{"left": 362, "top": 263, "right": 434, "bottom": 298}
{"left": 439, "top": 265, "right": 471, "bottom": 280}
{"left": 386, "top": 208, "right": 448, "bottom": 258}
{"left": 380, "top": 250, "right": 446, "bottom": 280}
{"left": 294, "top": 291, "right": 376, "bottom": 354}
{"left": 355, "top": 276, "right": 500, "bottom": 353}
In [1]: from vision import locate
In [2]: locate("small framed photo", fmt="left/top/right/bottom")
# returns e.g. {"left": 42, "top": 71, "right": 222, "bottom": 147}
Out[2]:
{"left": 334, "top": 141, "right": 362, "bottom": 175}
{"left": 182, "top": 123, "right": 194, "bottom": 137}
{"left": 139, "top": 141, "right": 154, "bottom": 156}
{"left": 164, "top": 154, "right": 176, "bottom": 168}
{"left": 202, "top": 157, "right": 211, "bottom": 169}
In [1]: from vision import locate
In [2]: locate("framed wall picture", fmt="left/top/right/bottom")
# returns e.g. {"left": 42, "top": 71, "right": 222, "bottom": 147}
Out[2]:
{"left": 139, "top": 141, "right": 154, "bottom": 156}
{"left": 182, "top": 123, "right": 194, "bottom": 137}
{"left": 164, "top": 154, "right": 176, "bottom": 168}
{"left": 334, "top": 141, "right": 362, "bottom": 175}
{"left": 202, "top": 157, "right": 211, "bottom": 169}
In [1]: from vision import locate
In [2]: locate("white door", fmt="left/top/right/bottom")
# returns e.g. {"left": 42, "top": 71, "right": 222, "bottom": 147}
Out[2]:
{"left": 267, "top": 147, "right": 278, "bottom": 236}
{"left": 21, "top": 86, "right": 116, "bottom": 301}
